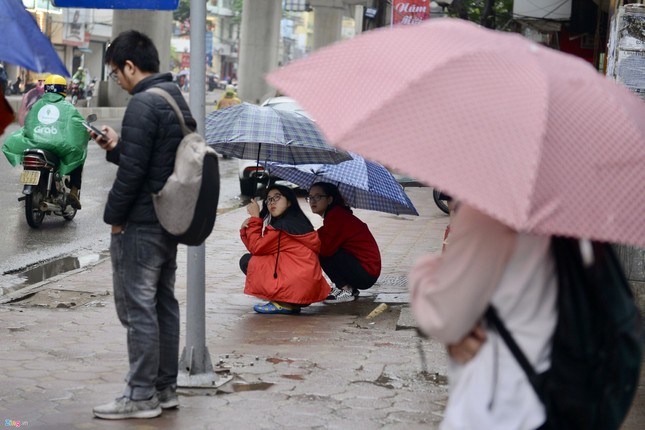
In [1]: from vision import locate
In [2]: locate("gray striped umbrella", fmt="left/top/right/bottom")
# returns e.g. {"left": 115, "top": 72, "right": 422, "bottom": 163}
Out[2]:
{"left": 205, "top": 102, "right": 351, "bottom": 165}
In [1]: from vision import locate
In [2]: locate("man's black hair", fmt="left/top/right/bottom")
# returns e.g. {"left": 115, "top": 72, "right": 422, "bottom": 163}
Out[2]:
{"left": 105, "top": 30, "right": 160, "bottom": 73}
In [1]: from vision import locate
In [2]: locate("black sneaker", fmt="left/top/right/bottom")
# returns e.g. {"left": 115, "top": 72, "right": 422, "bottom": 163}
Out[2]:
{"left": 324, "top": 288, "right": 357, "bottom": 304}
{"left": 326, "top": 286, "right": 343, "bottom": 300}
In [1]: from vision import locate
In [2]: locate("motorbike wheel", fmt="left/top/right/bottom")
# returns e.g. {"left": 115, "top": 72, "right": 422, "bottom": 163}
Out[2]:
{"left": 432, "top": 189, "right": 450, "bottom": 215}
{"left": 63, "top": 206, "right": 77, "bottom": 221}
{"left": 25, "top": 190, "right": 46, "bottom": 228}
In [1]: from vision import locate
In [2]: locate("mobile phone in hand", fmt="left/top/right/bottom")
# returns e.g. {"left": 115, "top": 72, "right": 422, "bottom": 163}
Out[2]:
{"left": 83, "top": 121, "right": 107, "bottom": 140}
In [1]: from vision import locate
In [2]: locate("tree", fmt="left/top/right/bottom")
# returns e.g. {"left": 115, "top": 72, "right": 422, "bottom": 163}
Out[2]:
{"left": 173, "top": 0, "right": 192, "bottom": 23}
{"left": 447, "top": 0, "right": 514, "bottom": 31}
{"left": 231, "top": 0, "right": 243, "bottom": 26}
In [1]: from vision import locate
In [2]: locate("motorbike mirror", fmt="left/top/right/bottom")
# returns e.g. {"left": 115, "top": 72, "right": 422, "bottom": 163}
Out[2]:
{"left": 86, "top": 114, "right": 97, "bottom": 123}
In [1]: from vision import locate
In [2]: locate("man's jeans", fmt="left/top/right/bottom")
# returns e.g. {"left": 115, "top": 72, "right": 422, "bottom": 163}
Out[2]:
{"left": 110, "top": 222, "right": 179, "bottom": 401}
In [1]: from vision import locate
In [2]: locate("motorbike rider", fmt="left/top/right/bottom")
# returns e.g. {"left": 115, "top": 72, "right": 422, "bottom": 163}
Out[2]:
{"left": 71, "top": 66, "right": 87, "bottom": 96}
{"left": 215, "top": 85, "right": 241, "bottom": 110}
{"left": 2, "top": 74, "right": 88, "bottom": 209}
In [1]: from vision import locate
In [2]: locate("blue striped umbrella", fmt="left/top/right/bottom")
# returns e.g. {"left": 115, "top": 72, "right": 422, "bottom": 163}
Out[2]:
{"left": 205, "top": 103, "right": 351, "bottom": 164}
{"left": 264, "top": 152, "right": 419, "bottom": 216}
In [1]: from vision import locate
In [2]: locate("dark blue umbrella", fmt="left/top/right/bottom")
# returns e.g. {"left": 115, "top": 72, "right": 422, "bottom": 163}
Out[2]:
{"left": 0, "top": 0, "right": 69, "bottom": 76}
{"left": 264, "top": 152, "right": 419, "bottom": 216}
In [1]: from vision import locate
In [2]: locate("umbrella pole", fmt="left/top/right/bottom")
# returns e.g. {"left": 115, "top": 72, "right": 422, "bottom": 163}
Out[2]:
{"left": 255, "top": 142, "right": 262, "bottom": 197}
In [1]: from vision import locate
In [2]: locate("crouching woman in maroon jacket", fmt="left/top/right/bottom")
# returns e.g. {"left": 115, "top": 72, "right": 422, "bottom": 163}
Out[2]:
{"left": 306, "top": 182, "right": 381, "bottom": 304}
{"left": 240, "top": 184, "right": 330, "bottom": 314}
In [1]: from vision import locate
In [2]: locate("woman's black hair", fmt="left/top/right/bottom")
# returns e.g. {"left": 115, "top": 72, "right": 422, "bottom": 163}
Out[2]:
{"left": 309, "top": 182, "right": 351, "bottom": 215}
{"left": 260, "top": 184, "right": 314, "bottom": 233}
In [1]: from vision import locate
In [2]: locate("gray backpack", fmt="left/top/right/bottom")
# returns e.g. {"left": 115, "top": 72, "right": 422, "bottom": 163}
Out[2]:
{"left": 147, "top": 87, "right": 220, "bottom": 246}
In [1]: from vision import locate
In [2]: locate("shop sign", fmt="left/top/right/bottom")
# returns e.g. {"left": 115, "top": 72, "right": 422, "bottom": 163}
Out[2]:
{"left": 391, "top": 0, "right": 431, "bottom": 25}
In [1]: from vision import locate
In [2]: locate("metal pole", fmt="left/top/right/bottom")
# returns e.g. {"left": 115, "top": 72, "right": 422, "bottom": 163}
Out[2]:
{"left": 178, "top": 0, "right": 216, "bottom": 387}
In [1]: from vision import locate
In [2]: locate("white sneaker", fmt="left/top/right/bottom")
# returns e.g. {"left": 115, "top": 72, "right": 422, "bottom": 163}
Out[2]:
{"left": 158, "top": 386, "right": 179, "bottom": 409}
{"left": 324, "top": 288, "right": 357, "bottom": 304}
{"left": 93, "top": 395, "right": 162, "bottom": 420}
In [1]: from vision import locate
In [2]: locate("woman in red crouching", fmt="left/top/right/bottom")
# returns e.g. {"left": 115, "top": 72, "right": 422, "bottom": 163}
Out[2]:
{"left": 307, "top": 182, "right": 381, "bottom": 304}
{"left": 240, "top": 184, "right": 330, "bottom": 314}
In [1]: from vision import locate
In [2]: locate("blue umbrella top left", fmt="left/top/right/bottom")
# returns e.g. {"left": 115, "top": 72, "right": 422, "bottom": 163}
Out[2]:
{"left": 0, "top": 0, "right": 70, "bottom": 77}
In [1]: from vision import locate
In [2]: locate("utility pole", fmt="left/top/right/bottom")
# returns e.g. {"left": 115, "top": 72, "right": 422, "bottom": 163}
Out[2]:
{"left": 178, "top": 0, "right": 217, "bottom": 387}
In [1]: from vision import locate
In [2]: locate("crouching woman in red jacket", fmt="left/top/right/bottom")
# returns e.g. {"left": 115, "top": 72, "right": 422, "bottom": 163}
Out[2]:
{"left": 240, "top": 184, "right": 331, "bottom": 314}
{"left": 307, "top": 182, "right": 381, "bottom": 304}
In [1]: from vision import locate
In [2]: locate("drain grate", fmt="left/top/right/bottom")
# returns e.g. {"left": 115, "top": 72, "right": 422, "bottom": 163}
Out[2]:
{"left": 375, "top": 274, "right": 408, "bottom": 288}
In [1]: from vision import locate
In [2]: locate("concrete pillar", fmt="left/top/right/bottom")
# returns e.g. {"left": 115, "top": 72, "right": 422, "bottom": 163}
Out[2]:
{"left": 107, "top": 11, "right": 173, "bottom": 107}
{"left": 354, "top": 5, "right": 365, "bottom": 34}
{"left": 238, "top": 0, "right": 281, "bottom": 104}
{"left": 313, "top": 5, "right": 344, "bottom": 50}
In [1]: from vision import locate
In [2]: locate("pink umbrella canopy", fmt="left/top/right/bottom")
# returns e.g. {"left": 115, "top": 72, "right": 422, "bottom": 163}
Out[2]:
{"left": 267, "top": 18, "right": 645, "bottom": 248}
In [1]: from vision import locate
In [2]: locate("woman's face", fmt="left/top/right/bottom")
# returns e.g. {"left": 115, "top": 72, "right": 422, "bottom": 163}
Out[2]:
{"left": 265, "top": 189, "right": 290, "bottom": 218}
{"left": 307, "top": 185, "right": 332, "bottom": 216}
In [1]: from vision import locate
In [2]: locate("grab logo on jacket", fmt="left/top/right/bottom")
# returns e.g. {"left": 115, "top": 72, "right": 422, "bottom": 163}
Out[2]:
{"left": 37, "top": 104, "right": 60, "bottom": 125}
{"left": 35, "top": 104, "right": 60, "bottom": 135}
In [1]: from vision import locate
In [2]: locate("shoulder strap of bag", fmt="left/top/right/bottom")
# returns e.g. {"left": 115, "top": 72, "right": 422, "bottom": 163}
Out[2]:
{"left": 485, "top": 305, "right": 544, "bottom": 401}
{"left": 146, "top": 87, "right": 192, "bottom": 136}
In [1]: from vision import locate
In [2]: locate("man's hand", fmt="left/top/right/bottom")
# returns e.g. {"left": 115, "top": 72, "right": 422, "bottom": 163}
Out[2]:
{"left": 93, "top": 125, "right": 119, "bottom": 151}
{"left": 111, "top": 225, "right": 123, "bottom": 234}
{"left": 447, "top": 324, "right": 487, "bottom": 364}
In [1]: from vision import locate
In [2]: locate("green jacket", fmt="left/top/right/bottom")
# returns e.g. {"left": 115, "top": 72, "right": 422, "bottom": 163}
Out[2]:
{"left": 2, "top": 92, "right": 89, "bottom": 175}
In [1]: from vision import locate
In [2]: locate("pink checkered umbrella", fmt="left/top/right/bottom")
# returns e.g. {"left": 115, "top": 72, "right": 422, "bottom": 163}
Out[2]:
{"left": 267, "top": 18, "right": 645, "bottom": 248}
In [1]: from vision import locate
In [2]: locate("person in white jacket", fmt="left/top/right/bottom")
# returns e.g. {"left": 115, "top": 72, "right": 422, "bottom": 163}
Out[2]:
{"left": 410, "top": 203, "right": 558, "bottom": 430}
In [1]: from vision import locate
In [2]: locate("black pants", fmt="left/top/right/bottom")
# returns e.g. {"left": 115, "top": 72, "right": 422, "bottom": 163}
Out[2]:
{"left": 69, "top": 165, "right": 83, "bottom": 189}
{"left": 320, "top": 248, "right": 378, "bottom": 290}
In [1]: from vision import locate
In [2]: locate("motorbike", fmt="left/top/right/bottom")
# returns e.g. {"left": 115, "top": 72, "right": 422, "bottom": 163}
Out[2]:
{"left": 433, "top": 189, "right": 451, "bottom": 215}
{"left": 18, "top": 148, "right": 77, "bottom": 228}
{"left": 69, "top": 79, "right": 84, "bottom": 105}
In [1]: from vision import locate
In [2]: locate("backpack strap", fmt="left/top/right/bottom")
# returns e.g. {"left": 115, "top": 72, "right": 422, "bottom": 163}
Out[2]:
{"left": 485, "top": 305, "right": 544, "bottom": 402}
{"left": 146, "top": 87, "right": 192, "bottom": 136}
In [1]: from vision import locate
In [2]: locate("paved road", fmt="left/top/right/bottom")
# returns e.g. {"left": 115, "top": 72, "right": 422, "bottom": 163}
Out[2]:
{"left": 0, "top": 96, "right": 249, "bottom": 290}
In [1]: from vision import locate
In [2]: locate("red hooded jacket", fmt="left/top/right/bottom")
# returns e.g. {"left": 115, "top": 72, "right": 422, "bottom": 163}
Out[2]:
{"left": 240, "top": 217, "right": 330, "bottom": 305}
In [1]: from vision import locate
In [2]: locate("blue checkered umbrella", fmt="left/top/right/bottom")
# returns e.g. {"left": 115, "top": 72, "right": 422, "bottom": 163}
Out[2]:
{"left": 264, "top": 152, "right": 419, "bottom": 216}
{"left": 205, "top": 103, "right": 351, "bottom": 164}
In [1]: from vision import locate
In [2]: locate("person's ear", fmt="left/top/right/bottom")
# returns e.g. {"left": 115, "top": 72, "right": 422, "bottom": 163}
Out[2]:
{"left": 124, "top": 60, "right": 136, "bottom": 77}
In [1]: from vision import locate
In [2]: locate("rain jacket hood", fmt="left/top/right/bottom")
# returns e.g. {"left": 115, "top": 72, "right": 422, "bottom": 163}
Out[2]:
{"left": 2, "top": 92, "right": 88, "bottom": 175}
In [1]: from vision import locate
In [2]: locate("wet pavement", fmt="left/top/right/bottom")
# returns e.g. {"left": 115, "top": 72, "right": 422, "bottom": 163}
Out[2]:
{"left": 1, "top": 187, "right": 644, "bottom": 429}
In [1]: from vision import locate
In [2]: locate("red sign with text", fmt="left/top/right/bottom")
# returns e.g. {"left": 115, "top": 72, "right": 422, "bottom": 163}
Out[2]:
{"left": 391, "top": 0, "right": 431, "bottom": 25}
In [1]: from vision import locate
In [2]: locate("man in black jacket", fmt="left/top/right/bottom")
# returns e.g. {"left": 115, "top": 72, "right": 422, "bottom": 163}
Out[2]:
{"left": 89, "top": 30, "right": 196, "bottom": 420}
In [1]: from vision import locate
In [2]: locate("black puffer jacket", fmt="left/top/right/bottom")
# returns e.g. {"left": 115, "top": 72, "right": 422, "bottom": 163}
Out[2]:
{"left": 103, "top": 73, "right": 196, "bottom": 226}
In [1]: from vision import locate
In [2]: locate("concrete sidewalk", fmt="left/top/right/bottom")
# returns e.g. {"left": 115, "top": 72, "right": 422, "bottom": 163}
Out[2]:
{"left": 1, "top": 187, "right": 643, "bottom": 429}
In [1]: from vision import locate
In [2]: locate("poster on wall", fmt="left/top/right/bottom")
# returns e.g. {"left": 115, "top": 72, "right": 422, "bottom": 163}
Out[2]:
{"left": 62, "top": 8, "right": 88, "bottom": 47}
{"left": 391, "top": 0, "right": 431, "bottom": 25}
{"left": 607, "top": 5, "right": 645, "bottom": 101}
